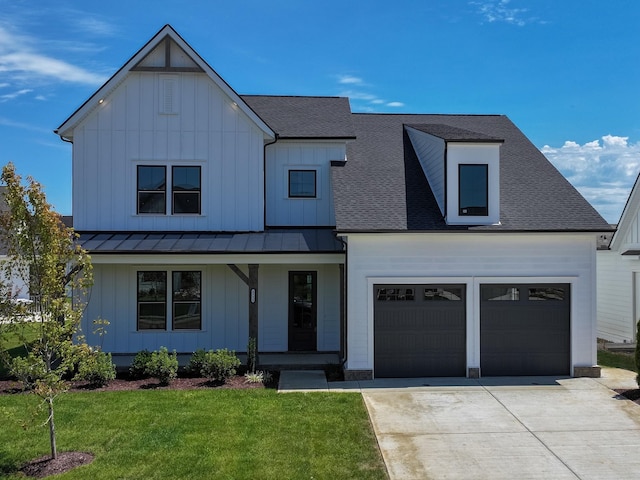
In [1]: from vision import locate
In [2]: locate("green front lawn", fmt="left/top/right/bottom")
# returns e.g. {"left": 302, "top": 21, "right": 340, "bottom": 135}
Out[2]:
{"left": 598, "top": 349, "right": 637, "bottom": 372}
{"left": 0, "top": 389, "right": 387, "bottom": 479}
{"left": 0, "top": 321, "right": 40, "bottom": 379}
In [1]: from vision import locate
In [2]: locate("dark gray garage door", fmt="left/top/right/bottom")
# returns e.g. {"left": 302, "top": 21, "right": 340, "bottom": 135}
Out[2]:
{"left": 480, "top": 284, "right": 570, "bottom": 376}
{"left": 374, "top": 284, "right": 466, "bottom": 377}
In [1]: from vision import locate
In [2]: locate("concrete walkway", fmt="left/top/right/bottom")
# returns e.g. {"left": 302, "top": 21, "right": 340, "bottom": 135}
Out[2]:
{"left": 279, "top": 368, "right": 640, "bottom": 479}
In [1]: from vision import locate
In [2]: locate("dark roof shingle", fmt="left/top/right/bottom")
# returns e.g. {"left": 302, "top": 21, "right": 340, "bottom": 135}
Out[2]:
{"left": 332, "top": 114, "right": 611, "bottom": 232}
{"left": 242, "top": 95, "right": 355, "bottom": 139}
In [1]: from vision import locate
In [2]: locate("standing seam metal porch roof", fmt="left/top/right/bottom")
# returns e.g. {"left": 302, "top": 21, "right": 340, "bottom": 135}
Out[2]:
{"left": 77, "top": 229, "right": 344, "bottom": 254}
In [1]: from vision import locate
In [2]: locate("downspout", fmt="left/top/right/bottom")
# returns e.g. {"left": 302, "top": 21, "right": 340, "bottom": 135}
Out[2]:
{"left": 263, "top": 133, "right": 279, "bottom": 228}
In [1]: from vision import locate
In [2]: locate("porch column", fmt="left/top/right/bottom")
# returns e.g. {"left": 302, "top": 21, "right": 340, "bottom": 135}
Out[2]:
{"left": 227, "top": 263, "right": 260, "bottom": 354}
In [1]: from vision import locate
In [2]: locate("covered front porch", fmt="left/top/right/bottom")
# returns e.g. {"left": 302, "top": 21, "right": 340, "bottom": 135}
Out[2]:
{"left": 78, "top": 229, "right": 346, "bottom": 360}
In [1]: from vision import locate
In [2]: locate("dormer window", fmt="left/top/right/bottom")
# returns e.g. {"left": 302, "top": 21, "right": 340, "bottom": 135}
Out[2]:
{"left": 459, "top": 164, "right": 488, "bottom": 216}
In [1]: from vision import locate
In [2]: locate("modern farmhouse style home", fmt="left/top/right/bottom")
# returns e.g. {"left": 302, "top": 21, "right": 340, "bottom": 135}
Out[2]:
{"left": 55, "top": 25, "right": 610, "bottom": 379}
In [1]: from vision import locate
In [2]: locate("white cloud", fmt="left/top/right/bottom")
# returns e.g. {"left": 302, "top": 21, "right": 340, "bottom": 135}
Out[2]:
{"left": 337, "top": 75, "right": 363, "bottom": 85}
{"left": 335, "top": 74, "right": 405, "bottom": 112}
{"left": 541, "top": 135, "right": 640, "bottom": 222}
{"left": 470, "top": 0, "right": 542, "bottom": 26}
{"left": 0, "top": 88, "right": 32, "bottom": 101}
{"left": 0, "top": 24, "right": 108, "bottom": 89}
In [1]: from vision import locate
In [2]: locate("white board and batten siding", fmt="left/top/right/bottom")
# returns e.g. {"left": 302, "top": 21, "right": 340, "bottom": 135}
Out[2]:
{"left": 344, "top": 232, "right": 598, "bottom": 375}
{"left": 265, "top": 141, "right": 343, "bottom": 227}
{"left": 72, "top": 72, "right": 266, "bottom": 232}
{"left": 596, "top": 251, "right": 637, "bottom": 343}
{"left": 84, "top": 262, "right": 341, "bottom": 354}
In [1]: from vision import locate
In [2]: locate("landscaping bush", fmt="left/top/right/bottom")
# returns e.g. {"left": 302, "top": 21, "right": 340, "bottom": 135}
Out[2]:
{"left": 244, "top": 370, "right": 272, "bottom": 384}
{"left": 185, "top": 348, "right": 207, "bottom": 377}
{"left": 75, "top": 348, "right": 116, "bottom": 387}
{"left": 146, "top": 347, "right": 178, "bottom": 385}
{"left": 129, "top": 349, "right": 152, "bottom": 379}
{"left": 200, "top": 348, "right": 241, "bottom": 383}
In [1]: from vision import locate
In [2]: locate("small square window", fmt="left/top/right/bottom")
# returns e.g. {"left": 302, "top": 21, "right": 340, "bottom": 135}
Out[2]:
{"left": 459, "top": 164, "right": 488, "bottom": 216}
{"left": 289, "top": 170, "right": 316, "bottom": 198}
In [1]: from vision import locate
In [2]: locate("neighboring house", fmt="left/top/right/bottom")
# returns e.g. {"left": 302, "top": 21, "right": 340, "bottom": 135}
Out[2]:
{"left": 55, "top": 25, "right": 610, "bottom": 379}
{"left": 598, "top": 171, "right": 640, "bottom": 343}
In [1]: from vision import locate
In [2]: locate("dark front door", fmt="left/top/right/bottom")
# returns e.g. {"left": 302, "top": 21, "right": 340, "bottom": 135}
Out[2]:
{"left": 289, "top": 271, "right": 317, "bottom": 351}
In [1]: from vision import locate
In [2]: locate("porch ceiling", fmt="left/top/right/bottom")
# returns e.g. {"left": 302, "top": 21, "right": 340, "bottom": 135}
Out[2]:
{"left": 76, "top": 229, "right": 344, "bottom": 254}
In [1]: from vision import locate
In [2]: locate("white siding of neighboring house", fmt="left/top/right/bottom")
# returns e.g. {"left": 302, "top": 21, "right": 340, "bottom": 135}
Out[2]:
{"left": 405, "top": 127, "right": 446, "bottom": 215}
{"left": 597, "top": 250, "right": 637, "bottom": 343}
{"left": 344, "top": 232, "right": 598, "bottom": 376}
{"left": 265, "top": 141, "right": 343, "bottom": 227}
{"left": 83, "top": 261, "right": 341, "bottom": 354}
{"left": 71, "top": 72, "right": 266, "bottom": 232}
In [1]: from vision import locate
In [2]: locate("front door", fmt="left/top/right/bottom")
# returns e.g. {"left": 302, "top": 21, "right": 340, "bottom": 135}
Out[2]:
{"left": 289, "top": 271, "right": 317, "bottom": 351}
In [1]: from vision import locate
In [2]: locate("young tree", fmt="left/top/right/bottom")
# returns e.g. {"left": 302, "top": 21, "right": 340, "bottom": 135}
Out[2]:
{"left": 0, "top": 162, "right": 93, "bottom": 459}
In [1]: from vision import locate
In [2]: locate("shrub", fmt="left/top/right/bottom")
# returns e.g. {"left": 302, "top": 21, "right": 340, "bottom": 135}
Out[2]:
{"left": 244, "top": 370, "right": 272, "bottom": 384}
{"left": 185, "top": 349, "right": 207, "bottom": 377}
{"left": 201, "top": 349, "right": 241, "bottom": 383}
{"left": 129, "top": 349, "right": 152, "bottom": 379}
{"left": 75, "top": 348, "right": 116, "bottom": 387}
{"left": 146, "top": 347, "right": 178, "bottom": 385}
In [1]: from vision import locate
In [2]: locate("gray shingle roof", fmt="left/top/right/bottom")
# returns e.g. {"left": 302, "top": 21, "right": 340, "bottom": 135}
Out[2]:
{"left": 242, "top": 95, "right": 355, "bottom": 139}
{"left": 77, "top": 229, "right": 344, "bottom": 254}
{"left": 332, "top": 114, "right": 611, "bottom": 232}
{"left": 406, "top": 124, "right": 504, "bottom": 142}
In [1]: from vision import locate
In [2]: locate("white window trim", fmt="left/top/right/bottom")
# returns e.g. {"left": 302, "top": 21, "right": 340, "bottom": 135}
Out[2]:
{"left": 132, "top": 160, "right": 206, "bottom": 217}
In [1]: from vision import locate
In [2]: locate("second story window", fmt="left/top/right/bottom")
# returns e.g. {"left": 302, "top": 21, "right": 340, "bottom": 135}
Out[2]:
{"left": 289, "top": 170, "right": 316, "bottom": 198}
{"left": 172, "top": 166, "right": 201, "bottom": 214}
{"left": 137, "top": 166, "right": 166, "bottom": 214}
{"left": 458, "top": 164, "right": 488, "bottom": 216}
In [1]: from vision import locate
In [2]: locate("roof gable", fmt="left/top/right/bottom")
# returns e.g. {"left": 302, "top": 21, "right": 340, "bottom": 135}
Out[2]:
{"left": 609, "top": 171, "right": 640, "bottom": 251}
{"left": 56, "top": 25, "right": 274, "bottom": 141}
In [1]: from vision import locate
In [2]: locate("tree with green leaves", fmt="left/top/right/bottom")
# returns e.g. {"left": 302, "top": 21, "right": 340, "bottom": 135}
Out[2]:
{"left": 0, "top": 162, "right": 93, "bottom": 460}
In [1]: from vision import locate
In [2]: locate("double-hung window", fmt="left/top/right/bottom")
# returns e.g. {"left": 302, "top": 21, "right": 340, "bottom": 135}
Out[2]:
{"left": 137, "top": 270, "right": 202, "bottom": 331}
{"left": 288, "top": 170, "right": 316, "bottom": 198}
{"left": 137, "top": 271, "right": 167, "bottom": 330}
{"left": 172, "top": 271, "right": 201, "bottom": 330}
{"left": 137, "top": 166, "right": 166, "bottom": 214}
{"left": 172, "top": 166, "right": 201, "bottom": 214}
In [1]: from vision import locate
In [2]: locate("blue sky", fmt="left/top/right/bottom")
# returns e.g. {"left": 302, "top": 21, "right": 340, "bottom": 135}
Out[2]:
{"left": 1, "top": 0, "right": 638, "bottom": 223}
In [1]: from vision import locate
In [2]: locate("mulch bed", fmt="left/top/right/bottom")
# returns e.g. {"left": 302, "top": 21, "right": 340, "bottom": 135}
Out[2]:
{"left": 0, "top": 372, "right": 279, "bottom": 395}
{"left": 615, "top": 388, "right": 640, "bottom": 403}
{"left": 20, "top": 452, "right": 94, "bottom": 479}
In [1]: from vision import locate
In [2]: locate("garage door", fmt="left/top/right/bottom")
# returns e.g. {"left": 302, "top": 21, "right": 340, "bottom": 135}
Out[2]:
{"left": 374, "top": 284, "right": 466, "bottom": 377}
{"left": 480, "top": 284, "right": 570, "bottom": 376}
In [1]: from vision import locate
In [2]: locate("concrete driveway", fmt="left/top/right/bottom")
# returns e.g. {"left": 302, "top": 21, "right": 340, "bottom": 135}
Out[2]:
{"left": 359, "top": 371, "right": 640, "bottom": 479}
